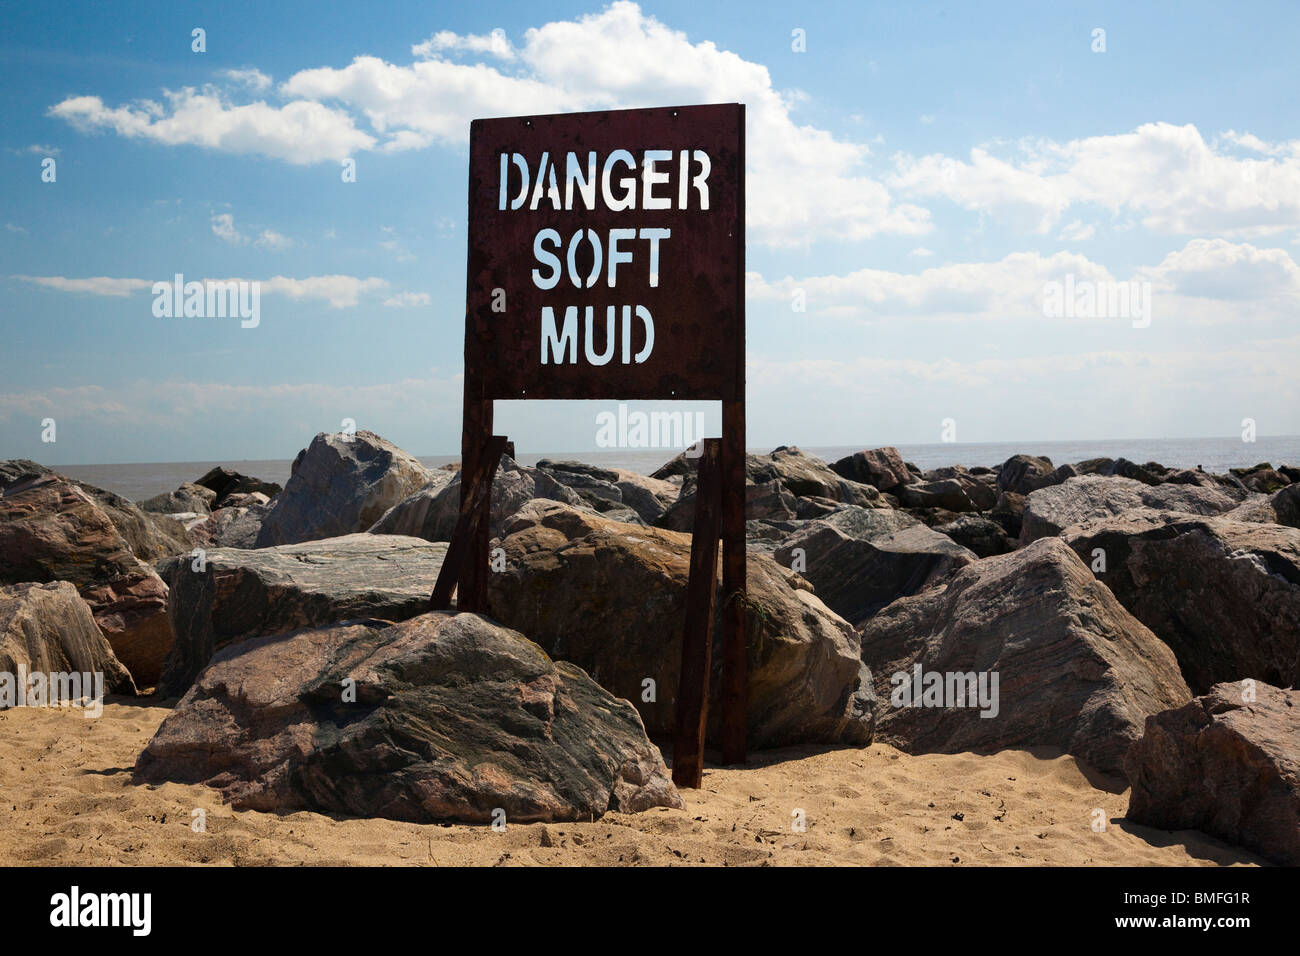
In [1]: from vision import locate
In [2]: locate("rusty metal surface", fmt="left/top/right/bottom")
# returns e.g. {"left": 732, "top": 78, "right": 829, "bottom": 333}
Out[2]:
{"left": 464, "top": 104, "right": 744, "bottom": 401}
{"left": 672, "top": 438, "right": 722, "bottom": 790}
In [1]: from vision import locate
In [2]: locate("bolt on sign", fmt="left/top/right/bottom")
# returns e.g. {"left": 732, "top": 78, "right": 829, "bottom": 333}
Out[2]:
{"left": 452, "top": 104, "right": 748, "bottom": 781}
{"left": 465, "top": 103, "right": 744, "bottom": 401}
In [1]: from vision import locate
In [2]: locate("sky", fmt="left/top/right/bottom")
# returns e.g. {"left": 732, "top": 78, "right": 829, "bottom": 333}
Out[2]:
{"left": 1, "top": 0, "right": 1298, "bottom": 465}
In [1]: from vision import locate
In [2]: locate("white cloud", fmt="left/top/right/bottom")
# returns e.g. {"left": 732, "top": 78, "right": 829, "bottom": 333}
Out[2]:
{"left": 412, "top": 28, "right": 515, "bottom": 60}
{"left": 211, "top": 212, "right": 243, "bottom": 244}
{"left": 748, "top": 239, "right": 1300, "bottom": 326}
{"left": 11, "top": 275, "right": 153, "bottom": 296}
{"left": 5, "top": 223, "right": 28, "bottom": 234}
{"left": 383, "top": 291, "right": 432, "bottom": 307}
{"left": 1057, "top": 219, "right": 1095, "bottom": 241}
{"left": 13, "top": 273, "right": 388, "bottom": 308}
{"left": 52, "top": 3, "right": 927, "bottom": 246}
{"left": 222, "top": 68, "right": 272, "bottom": 91}
{"left": 891, "top": 122, "right": 1300, "bottom": 237}
{"left": 49, "top": 89, "right": 374, "bottom": 164}
{"left": 254, "top": 229, "right": 292, "bottom": 250}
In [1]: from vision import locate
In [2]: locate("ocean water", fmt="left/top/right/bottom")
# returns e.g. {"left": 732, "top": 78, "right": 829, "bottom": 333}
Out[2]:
{"left": 48, "top": 434, "right": 1300, "bottom": 504}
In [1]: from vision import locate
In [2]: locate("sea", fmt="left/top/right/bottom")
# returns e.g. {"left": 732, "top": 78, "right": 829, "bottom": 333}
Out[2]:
{"left": 51, "top": 435, "right": 1300, "bottom": 504}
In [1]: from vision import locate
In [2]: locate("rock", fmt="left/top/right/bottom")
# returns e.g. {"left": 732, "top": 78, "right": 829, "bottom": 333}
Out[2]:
{"left": 996, "top": 454, "right": 1055, "bottom": 495}
{"left": 189, "top": 494, "right": 274, "bottom": 549}
{"left": 772, "top": 507, "right": 975, "bottom": 627}
{"left": 612, "top": 469, "right": 679, "bottom": 524}
{"left": 156, "top": 533, "right": 448, "bottom": 696}
{"left": 79, "top": 573, "right": 172, "bottom": 687}
{"left": 255, "top": 431, "right": 430, "bottom": 547}
{"left": 989, "top": 491, "right": 1027, "bottom": 539}
{"left": 1108, "top": 457, "right": 1162, "bottom": 486}
{"left": 0, "top": 474, "right": 172, "bottom": 686}
{"left": 0, "top": 582, "right": 136, "bottom": 700}
{"left": 861, "top": 538, "right": 1191, "bottom": 776}
{"left": 897, "top": 478, "right": 976, "bottom": 513}
{"left": 657, "top": 479, "right": 799, "bottom": 533}
{"left": 747, "top": 446, "right": 882, "bottom": 506}
{"left": 934, "top": 515, "right": 1016, "bottom": 558}
{"left": 486, "top": 501, "right": 876, "bottom": 749}
{"left": 1020, "top": 475, "right": 1239, "bottom": 544}
{"left": 829, "top": 447, "right": 912, "bottom": 492}
{"left": 0, "top": 459, "right": 53, "bottom": 491}
{"left": 138, "top": 482, "right": 217, "bottom": 516}
{"left": 1228, "top": 484, "right": 1300, "bottom": 529}
{"left": 369, "top": 458, "right": 581, "bottom": 542}
{"left": 534, "top": 460, "right": 624, "bottom": 511}
{"left": 1230, "top": 463, "right": 1292, "bottom": 494}
{"left": 1125, "top": 681, "right": 1299, "bottom": 866}
{"left": 135, "top": 612, "right": 683, "bottom": 822}
{"left": 649, "top": 452, "right": 693, "bottom": 481}
{"left": 1062, "top": 511, "right": 1300, "bottom": 693}
{"left": 193, "top": 466, "right": 282, "bottom": 507}
{"left": 70, "top": 480, "right": 192, "bottom": 561}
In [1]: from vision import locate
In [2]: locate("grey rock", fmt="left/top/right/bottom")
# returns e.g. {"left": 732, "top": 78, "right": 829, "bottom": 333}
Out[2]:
{"left": 156, "top": 532, "right": 448, "bottom": 696}
{"left": 136, "top": 612, "right": 683, "bottom": 823}
{"left": 256, "top": 431, "right": 431, "bottom": 547}
{"left": 861, "top": 538, "right": 1191, "bottom": 776}
{"left": 1125, "top": 681, "right": 1299, "bottom": 866}
{"left": 1020, "top": 475, "right": 1239, "bottom": 544}
{"left": 773, "top": 507, "right": 975, "bottom": 627}
{"left": 0, "top": 581, "right": 136, "bottom": 700}
{"left": 486, "top": 501, "right": 876, "bottom": 749}
{"left": 1062, "top": 510, "right": 1300, "bottom": 693}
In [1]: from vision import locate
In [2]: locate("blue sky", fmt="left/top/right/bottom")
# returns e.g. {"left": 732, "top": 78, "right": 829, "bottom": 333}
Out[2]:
{"left": 2, "top": 0, "right": 1298, "bottom": 464}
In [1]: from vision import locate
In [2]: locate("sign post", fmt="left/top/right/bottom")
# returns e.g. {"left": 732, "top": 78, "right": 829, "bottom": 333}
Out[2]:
{"left": 447, "top": 103, "right": 748, "bottom": 775}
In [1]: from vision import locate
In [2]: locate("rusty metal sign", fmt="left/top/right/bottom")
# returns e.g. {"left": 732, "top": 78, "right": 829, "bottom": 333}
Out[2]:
{"left": 464, "top": 103, "right": 744, "bottom": 401}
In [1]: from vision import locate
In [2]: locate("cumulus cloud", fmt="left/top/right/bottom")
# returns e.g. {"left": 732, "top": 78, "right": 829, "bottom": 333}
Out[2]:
{"left": 891, "top": 122, "right": 1300, "bottom": 237}
{"left": 50, "top": 3, "right": 926, "bottom": 246}
{"left": 412, "top": 28, "right": 515, "bottom": 60}
{"left": 748, "top": 239, "right": 1300, "bottom": 326}
{"left": 11, "top": 275, "right": 154, "bottom": 296}
{"left": 13, "top": 273, "right": 390, "bottom": 308}
{"left": 49, "top": 88, "right": 374, "bottom": 164}
{"left": 383, "top": 291, "right": 432, "bottom": 307}
{"left": 222, "top": 68, "right": 273, "bottom": 91}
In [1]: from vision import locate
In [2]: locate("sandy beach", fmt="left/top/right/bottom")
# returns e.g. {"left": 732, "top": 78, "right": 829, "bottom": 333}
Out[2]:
{"left": 0, "top": 699, "right": 1262, "bottom": 867}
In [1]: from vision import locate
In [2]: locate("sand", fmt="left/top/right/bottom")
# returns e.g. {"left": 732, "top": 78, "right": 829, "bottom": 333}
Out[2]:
{"left": 0, "top": 699, "right": 1262, "bottom": 867}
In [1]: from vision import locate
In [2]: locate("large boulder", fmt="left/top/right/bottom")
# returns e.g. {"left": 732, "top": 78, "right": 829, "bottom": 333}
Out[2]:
{"left": 70, "top": 480, "right": 192, "bottom": 561}
{"left": 1125, "top": 681, "right": 1300, "bottom": 866}
{"left": 773, "top": 507, "right": 976, "bottom": 627}
{"left": 0, "top": 459, "right": 53, "bottom": 491}
{"left": 1228, "top": 484, "right": 1300, "bottom": 529}
{"left": 829, "top": 447, "right": 912, "bottom": 493}
{"left": 156, "top": 533, "right": 448, "bottom": 696}
{"left": 0, "top": 581, "right": 136, "bottom": 700}
{"left": 138, "top": 482, "right": 217, "bottom": 516}
{"left": 0, "top": 474, "right": 172, "bottom": 686}
{"left": 934, "top": 514, "right": 1016, "bottom": 558}
{"left": 1020, "top": 475, "right": 1239, "bottom": 543}
{"left": 1063, "top": 511, "right": 1300, "bottom": 693}
{"left": 612, "top": 469, "right": 680, "bottom": 524}
{"left": 135, "top": 612, "right": 683, "bottom": 823}
{"left": 486, "top": 501, "right": 876, "bottom": 749}
{"left": 534, "top": 460, "right": 625, "bottom": 512}
{"left": 860, "top": 538, "right": 1192, "bottom": 776}
{"left": 746, "top": 446, "right": 882, "bottom": 506}
{"left": 368, "top": 458, "right": 580, "bottom": 542}
{"left": 996, "top": 454, "right": 1055, "bottom": 495}
{"left": 255, "top": 431, "right": 430, "bottom": 547}
{"left": 189, "top": 493, "right": 274, "bottom": 549}
{"left": 193, "top": 466, "right": 282, "bottom": 507}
